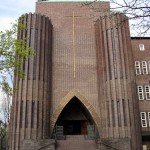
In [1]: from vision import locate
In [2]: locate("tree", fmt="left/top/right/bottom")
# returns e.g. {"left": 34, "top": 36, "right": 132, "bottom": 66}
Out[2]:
{"left": 0, "top": 81, "right": 12, "bottom": 150}
{"left": 0, "top": 80, "right": 12, "bottom": 125}
{"left": 0, "top": 16, "right": 35, "bottom": 149}
{"left": 110, "top": 0, "right": 150, "bottom": 36}
{"left": 0, "top": 121, "right": 7, "bottom": 150}
{"left": 0, "top": 16, "right": 35, "bottom": 89}
{"left": 82, "top": 0, "right": 150, "bottom": 36}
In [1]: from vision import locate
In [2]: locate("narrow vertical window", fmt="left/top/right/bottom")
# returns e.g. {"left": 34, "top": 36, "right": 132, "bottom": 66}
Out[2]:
{"left": 42, "top": 101, "right": 44, "bottom": 128}
{"left": 148, "top": 61, "right": 150, "bottom": 74}
{"left": 111, "top": 29, "right": 117, "bottom": 79}
{"left": 27, "top": 58, "right": 30, "bottom": 80}
{"left": 28, "top": 29, "right": 34, "bottom": 80}
{"left": 122, "top": 99, "right": 127, "bottom": 126}
{"left": 145, "top": 85, "right": 150, "bottom": 100}
{"left": 33, "top": 55, "right": 36, "bottom": 80}
{"left": 37, "top": 101, "right": 39, "bottom": 128}
{"left": 117, "top": 101, "right": 121, "bottom": 126}
{"left": 20, "top": 100, "right": 23, "bottom": 128}
{"left": 128, "top": 99, "right": 131, "bottom": 126}
{"left": 23, "top": 58, "right": 26, "bottom": 75}
{"left": 15, "top": 101, "right": 18, "bottom": 128}
{"left": 33, "top": 29, "right": 38, "bottom": 80}
{"left": 39, "top": 30, "right": 42, "bottom": 80}
{"left": 107, "top": 101, "right": 110, "bottom": 127}
{"left": 137, "top": 86, "right": 144, "bottom": 100}
{"left": 142, "top": 61, "right": 148, "bottom": 74}
{"left": 140, "top": 112, "right": 147, "bottom": 127}
{"left": 135, "top": 61, "right": 141, "bottom": 75}
{"left": 148, "top": 112, "right": 150, "bottom": 127}
{"left": 25, "top": 100, "right": 29, "bottom": 128}
{"left": 116, "top": 29, "right": 123, "bottom": 79}
{"left": 106, "top": 30, "right": 112, "bottom": 80}
{"left": 31, "top": 100, "right": 35, "bottom": 128}
{"left": 111, "top": 100, "right": 115, "bottom": 127}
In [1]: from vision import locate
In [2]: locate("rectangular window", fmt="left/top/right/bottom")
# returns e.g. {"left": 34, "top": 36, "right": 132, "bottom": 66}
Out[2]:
{"left": 139, "top": 44, "right": 145, "bottom": 51}
{"left": 25, "top": 100, "right": 29, "bottom": 128}
{"left": 39, "top": 30, "right": 42, "bottom": 80}
{"left": 33, "top": 29, "right": 38, "bottom": 80}
{"left": 31, "top": 100, "right": 35, "bottom": 128}
{"left": 145, "top": 85, "right": 150, "bottom": 100}
{"left": 111, "top": 100, "right": 115, "bottom": 127}
{"left": 128, "top": 99, "right": 131, "bottom": 126}
{"left": 111, "top": 29, "right": 117, "bottom": 79}
{"left": 122, "top": 99, "right": 127, "bottom": 126}
{"left": 148, "top": 61, "right": 150, "bottom": 74}
{"left": 135, "top": 61, "right": 141, "bottom": 75}
{"left": 107, "top": 101, "right": 110, "bottom": 127}
{"left": 116, "top": 29, "right": 123, "bottom": 79}
{"left": 148, "top": 112, "right": 150, "bottom": 127}
{"left": 117, "top": 101, "right": 121, "bottom": 127}
{"left": 42, "top": 101, "right": 44, "bottom": 128}
{"left": 28, "top": 29, "right": 34, "bottom": 80}
{"left": 15, "top": 101, "right": 18, "bottom": 128}
{"left": 140, "top": 112, "right": 147, "bottom": 127}
{"left": 37, "top": 101, "right": 39, "bottom": 128}
{"left": 137, "top": 86, "right": 144, "bottom": 100}
{"left": 142, "top": 61, "right": 148, "bottom": 74}
{"left": 106, "top": 30, "right": 112, "bottom": 80}
{"left": 20, "top": 100, "right": 23, "bottom": 128}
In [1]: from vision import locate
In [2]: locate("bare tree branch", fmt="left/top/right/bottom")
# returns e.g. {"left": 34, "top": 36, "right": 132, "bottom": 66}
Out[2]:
{"left": 82, "top": 0, "right": 150, "bottom": 36}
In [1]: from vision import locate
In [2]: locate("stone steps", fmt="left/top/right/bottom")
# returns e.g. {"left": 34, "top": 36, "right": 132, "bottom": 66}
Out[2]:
{"left": 65, "top": 135, "right": 86, "bottom": 140}
{"left": 55, "top": 135, "right": 98, "bottom": 150}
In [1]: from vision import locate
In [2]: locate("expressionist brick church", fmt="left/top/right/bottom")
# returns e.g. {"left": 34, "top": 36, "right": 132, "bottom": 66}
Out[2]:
{"left": 8, "top": 0, "right": 150, "bottom": 150}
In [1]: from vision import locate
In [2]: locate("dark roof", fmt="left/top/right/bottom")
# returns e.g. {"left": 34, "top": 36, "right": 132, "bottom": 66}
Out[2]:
{"left": 131, "top": 37, "right": 150, "bottom": 40}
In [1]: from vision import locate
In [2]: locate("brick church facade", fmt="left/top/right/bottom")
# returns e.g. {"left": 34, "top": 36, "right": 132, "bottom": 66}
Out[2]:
{"left": 8, "top": 1, "right": 150, "bottom": 150}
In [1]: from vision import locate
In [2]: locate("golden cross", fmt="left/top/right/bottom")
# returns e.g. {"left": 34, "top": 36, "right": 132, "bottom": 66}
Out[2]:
{"left": 65, "top": 11, "right": 82, "bottom": 78}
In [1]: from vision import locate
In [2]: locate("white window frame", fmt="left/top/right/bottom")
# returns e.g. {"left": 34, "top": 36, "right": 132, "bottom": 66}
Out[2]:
{"left": 148, "top": 61, "right": 150, "bottom": 74}
{"left": 142, "top": 61, "right": 148, "bottom": 74}
{"left": 135, "top": 61, "right": 141, "bottom": 75}
{"left": 143, "top": 145, "right": 147, "bottom": 150}
{"left": 137, "top": 86, "right": 144, "bottom": 100}
{"left": 148, "top": 112, "right": 150, "bottom": 127}
{"left": 140, "top": 112, "right": 147, "bottom": 127}
{"left": 145, "top": 85, "right": 150, "bottom": 100}
{"left": 139, "top": 44, "right": 145, "bottom": 51}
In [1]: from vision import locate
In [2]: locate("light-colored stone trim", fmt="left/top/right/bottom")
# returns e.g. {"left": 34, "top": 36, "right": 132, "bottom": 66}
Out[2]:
{"left": 51, "top": 89, "right": 101, "bottom": 129}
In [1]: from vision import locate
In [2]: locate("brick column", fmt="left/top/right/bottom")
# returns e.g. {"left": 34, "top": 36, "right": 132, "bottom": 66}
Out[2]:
{"left": 95, "top": 13, "right": 142, "bottom": 150}
{"left": 9, "top": 13, "right": 53, "bottom": 150}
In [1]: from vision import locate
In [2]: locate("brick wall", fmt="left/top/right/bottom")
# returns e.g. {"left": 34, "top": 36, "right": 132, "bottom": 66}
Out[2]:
{"left": 36, "top": 2, "right": 110, "bottom": 130}
{"left": 131, "top": 38, "right": 150, "bottom": 136}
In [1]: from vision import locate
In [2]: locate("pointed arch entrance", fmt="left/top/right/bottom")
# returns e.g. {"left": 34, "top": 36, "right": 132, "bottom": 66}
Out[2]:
{"left": 51, "top": 90, "right": 100, "bottom": 136}
{"left": 56, "top": 96, "right": 95, "bottom": 135}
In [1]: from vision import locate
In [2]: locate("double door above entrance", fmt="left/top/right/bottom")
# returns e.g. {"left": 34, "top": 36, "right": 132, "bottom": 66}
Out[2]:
{"left": 54, "top": 97, "right": 99, "bottom": 139}
{"left": 63, "top": 120, "right": 87, "bottom": 135}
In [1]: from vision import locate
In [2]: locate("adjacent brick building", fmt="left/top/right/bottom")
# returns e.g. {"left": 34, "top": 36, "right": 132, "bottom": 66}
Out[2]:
{"left": 8, "top": 1, "right": 150, "bottom": 150}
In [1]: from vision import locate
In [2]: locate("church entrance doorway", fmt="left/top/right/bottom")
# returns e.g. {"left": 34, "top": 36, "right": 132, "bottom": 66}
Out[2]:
{"left": 62, "top": 120, "right": 87, "bottom": 135}
{"left": 55, "top": 96, "right": 95, "bottom": 136}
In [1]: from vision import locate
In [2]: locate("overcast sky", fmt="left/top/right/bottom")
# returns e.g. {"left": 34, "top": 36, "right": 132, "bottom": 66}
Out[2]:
{"left": 0, "top": 0, "right": 36, "bottom": 112}
{"left": 0, "top": 0, "right": 110, "bottom": 31}
{"left": 0, "top": 0, "right": 36, "bottom": 31}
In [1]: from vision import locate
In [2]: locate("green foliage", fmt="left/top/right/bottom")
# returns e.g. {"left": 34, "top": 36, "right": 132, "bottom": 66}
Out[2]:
{"left": 0, "top": 121, "right": 7, "bottom": 150}
{"left": 0, "top": 16, "right": 35, "bottom": 149}
{"left": 0, "top": 16, "right": 35, "bottom": 88}
{"left": 1, "top": 80, "right": 12, "bottom": 96}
